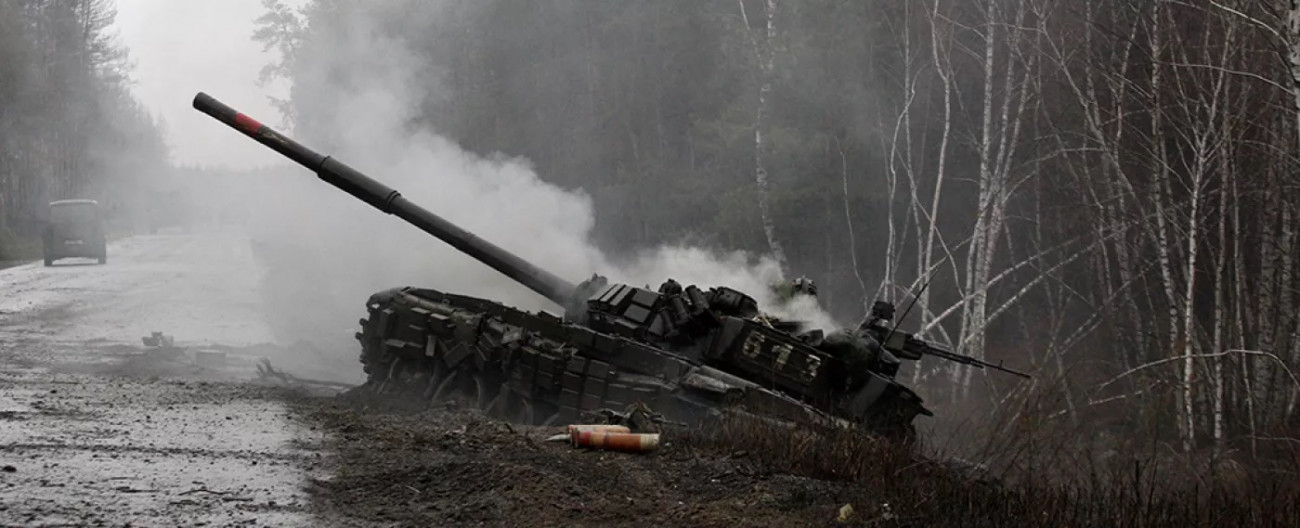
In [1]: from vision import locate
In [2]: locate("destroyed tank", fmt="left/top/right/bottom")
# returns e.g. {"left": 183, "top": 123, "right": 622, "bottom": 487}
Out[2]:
{"left": 193, "top": 92, "right": 1027, "bottom": 440}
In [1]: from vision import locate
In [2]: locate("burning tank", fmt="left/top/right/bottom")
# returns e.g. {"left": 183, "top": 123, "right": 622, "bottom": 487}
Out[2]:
{"left": 192, "top": 92, "right": 1028, "bottom": 440}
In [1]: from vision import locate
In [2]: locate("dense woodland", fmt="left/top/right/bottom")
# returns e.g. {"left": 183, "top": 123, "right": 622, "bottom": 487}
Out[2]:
{"left": 0, "top": 0, "right": 168, "bottom": 256}
{"left": 253, "top": 0, "right": 1300, "bottom": 456}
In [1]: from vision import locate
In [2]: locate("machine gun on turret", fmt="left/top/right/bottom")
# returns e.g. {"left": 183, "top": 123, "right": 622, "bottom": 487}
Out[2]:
{"left": 857, "top": 300, "right": 1030, "bottom": 379}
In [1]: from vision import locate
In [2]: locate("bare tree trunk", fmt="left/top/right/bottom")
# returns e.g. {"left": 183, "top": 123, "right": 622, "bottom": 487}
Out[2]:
{"left": 1144, "top": 4, "right": 1192, "bottom": 446}
{"left": 956, "top": 0, "right": 1032, "bottom": 396}
{"left": 1281, "top": 204, "right": 1297, "bottom": 419}
{"left": 1233, "top": 175, "right": 1257, "bottom": 456}
{"left": 1286, "top": 2, "right": 1300, "bottom": 420}
{"left": 919, "top": 0, "right": 954, "bottom": 331}
{"left": 882, "top": 0, "right": 917, "bottom": 306}
{"left": 956, "top": 0, "right": 1003, "bottom": 394}
{"left": 1213, "top": 154, "right": 1230, "bottom": 448}
{"left": 740, "top": 0, "right": 788, "bottom": 274}
{"left": 1178, "top": 150, "right": 1205, "bottom": 453}
{"left": 1256, "top": 162, "right": 1280, "bottom": 420}
{"left": 1271, "top": 18, "right": 1298, "bottom": 412}
{"left": 1288, "top": 1, "right": 1300, "bottom": 151}
{"left": 835, "top": 138, "right": 869, "bottom": 312}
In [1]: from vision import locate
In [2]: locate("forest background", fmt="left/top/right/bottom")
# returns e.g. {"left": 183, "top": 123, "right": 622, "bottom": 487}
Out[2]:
{"left": 4, "top": 0, "right": 1300, "bottom": 461}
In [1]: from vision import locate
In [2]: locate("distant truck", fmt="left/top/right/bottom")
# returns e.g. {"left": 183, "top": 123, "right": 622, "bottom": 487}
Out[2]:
{"left": 43, "top": 199, "right": 107, "bottom": 266}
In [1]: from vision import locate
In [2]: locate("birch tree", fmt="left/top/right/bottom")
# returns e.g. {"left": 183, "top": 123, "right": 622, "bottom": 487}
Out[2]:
{"left": 739, "top": 0, "right": 788, "bottom": 275}
{"left": 954, "top": 0, "right": 1037, "bottom": 396}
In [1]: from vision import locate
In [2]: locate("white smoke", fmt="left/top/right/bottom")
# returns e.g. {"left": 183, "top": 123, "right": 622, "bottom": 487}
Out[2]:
{"left": 232, "top": 7, "right": 839, "bottom": 377}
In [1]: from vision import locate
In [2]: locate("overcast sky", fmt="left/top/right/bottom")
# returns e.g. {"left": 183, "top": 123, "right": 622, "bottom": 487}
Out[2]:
{"left": 114, "top": 0, "right": 309, "bottom": 169}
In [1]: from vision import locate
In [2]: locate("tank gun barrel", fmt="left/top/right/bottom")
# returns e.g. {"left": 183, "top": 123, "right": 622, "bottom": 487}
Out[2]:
{"left": 192, "top": 92, "right": 578, "bottom": 306}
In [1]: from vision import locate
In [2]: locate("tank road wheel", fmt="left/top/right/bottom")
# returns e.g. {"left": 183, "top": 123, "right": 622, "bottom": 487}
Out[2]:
{"left": 430, "top": 369, "right": 462, "bottom": 402}
{"left": 356, "top": 318, "right": 393, "bottom": 388}
{"left": 473, "top": 373, "right": 502, "bottom": 411}
{"left": 514, "top": 396, "right": 535, "bottom": 425}
{"left": 497, "top": 388, "right": 537, "bottom": 425}
{"left": 422, "top": 361, "right": 449, "bottom": 402}
{"left": 376, "top": 358, "right": 404, "bottom": 394}
{"left": 484, "top": 387, "right": 509, "bottom": 417}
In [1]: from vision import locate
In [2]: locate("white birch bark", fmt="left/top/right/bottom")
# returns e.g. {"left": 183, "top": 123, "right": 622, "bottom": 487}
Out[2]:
{"left": 1213, "top": 160, "right": 1229, "bottom": 448}
{"left": 1287, "top": 6, "right": 1300, "bottom": 418}
{"left": 882, "top": 0, "right": 917, "bottom": 306}
{"left": 835, "top": 139, "right": 869, "bottom": 312}
{"left": 1289, "top": 1, "right": 1300, "bottom": 152}
{"left": 1280, "top": 205, "right": 1297, "bottom": 418}
{"left": 1178, "top": 152, "right": 1204, "bottom": 453}
{"left": 738, "top": 0, "right": 787, "bottom": 274}
{"left": 1233, "top": 176, "right": 1258, "bottom": 456}
{"left": 1144, "top": 5, "right": 1192, "bottom": 446}
{"left": 918, "top": 0, "right": 954, "bottom": 346}
{"left": 956, "top": 0, "right": 1001, "bottom": 393}
{"left": 957, "top": 0, "right": 1032, "bottom": 395}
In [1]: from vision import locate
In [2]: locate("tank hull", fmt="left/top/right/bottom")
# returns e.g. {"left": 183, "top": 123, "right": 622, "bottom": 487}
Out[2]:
{"left": 355, "top": 287, "right": 929, "bottom": 439}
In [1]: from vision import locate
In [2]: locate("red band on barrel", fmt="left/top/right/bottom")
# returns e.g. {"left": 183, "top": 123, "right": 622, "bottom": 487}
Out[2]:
{"left": 234, "top": 113, "right": 263, "bottom": 135}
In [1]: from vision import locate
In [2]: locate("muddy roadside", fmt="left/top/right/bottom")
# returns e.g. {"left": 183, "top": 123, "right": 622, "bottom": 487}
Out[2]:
{"left": 1, "top": 339, "right": 859, "bottom": 528}
{"left": 0, "top": 338, "right": 338, "bottom": 527}
{"left": 290, "top": 389, "right": 866, "bottom": 528}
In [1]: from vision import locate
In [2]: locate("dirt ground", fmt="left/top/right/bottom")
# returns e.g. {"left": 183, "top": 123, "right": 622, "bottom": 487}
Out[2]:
{"left": 291, "top": 389, "right": 866, "bottom": 528}
{"left": 1, "top": 347, "right": 873, "bottom": 527}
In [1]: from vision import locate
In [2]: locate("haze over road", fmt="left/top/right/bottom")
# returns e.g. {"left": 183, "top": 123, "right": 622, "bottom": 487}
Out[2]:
{"left": 0, "top": 231, "right": 330, "bottom": 526}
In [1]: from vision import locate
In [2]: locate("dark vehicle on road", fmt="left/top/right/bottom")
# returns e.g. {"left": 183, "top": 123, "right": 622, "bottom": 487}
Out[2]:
{"left": 43, "top": 199, "right": 107, "bottom": 266}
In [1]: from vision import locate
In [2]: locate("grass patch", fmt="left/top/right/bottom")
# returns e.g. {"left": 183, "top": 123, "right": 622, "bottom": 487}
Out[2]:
{"left": 674, "top": 415, "right": 1300, "bottom": 527}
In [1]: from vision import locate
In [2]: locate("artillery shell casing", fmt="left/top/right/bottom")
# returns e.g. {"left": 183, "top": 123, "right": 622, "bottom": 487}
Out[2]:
{"left": 567, "top": 424, "right": 631, "bottom": 445}
{"left": 573, "top": 431, "right": 660, "bottom": 453}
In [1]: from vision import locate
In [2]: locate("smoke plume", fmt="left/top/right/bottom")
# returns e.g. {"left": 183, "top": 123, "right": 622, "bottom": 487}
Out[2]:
{"left": 233, "top": 7, "right": 839, "bottom": 379}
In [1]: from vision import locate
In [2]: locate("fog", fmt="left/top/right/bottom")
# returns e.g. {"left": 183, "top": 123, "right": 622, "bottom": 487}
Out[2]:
{"left": 115, "top": 0, "right": 307, "bottom": 169}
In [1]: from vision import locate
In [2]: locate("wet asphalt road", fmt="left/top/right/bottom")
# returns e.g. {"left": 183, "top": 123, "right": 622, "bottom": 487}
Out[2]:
{"left": 0, "top": 232, "right": 331, "bottom": 526}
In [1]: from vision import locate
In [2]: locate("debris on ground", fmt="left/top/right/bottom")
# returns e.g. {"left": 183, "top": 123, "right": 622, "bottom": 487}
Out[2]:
{"left": 255, "top": 358, "right": 356, "bottom": 390}
{"left": 141, "top": 331, "right": 186, "bottom": 360}
{"left": 581, "top": 402, "right": 686, "bottom": 434}
{"left": 836, "top": 503, "right": 855, "bottom": 523}
{"left": 538, "top": 407, "right": 675, "bottom": 454}
{"left": 135, "top": 332, "right": 356, "bottom": 391}
{"left": 141, "top": 331, "right": 174, "bottom": 348}
{"left": 571, "top": 429, "right": 661, "bottom": 453}
{"left": 540, "top": 424, "right": 663, "bottom": 453}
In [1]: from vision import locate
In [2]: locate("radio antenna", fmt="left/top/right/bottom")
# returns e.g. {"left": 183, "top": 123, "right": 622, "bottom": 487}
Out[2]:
{"left": 884, "top": 276, "right": 930, "bottom": 346}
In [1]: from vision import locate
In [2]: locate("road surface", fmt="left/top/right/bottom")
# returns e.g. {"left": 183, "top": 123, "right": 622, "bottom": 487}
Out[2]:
{"left": 0, "top": 231, "right": 335, "bottom": 526}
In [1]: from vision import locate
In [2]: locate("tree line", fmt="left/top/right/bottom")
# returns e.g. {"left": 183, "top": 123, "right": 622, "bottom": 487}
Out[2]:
{"left": 257, "top": 0, "right": 1300, "bottom": 454}
{"left": 0, "top": 0, "right": 168, "bottom": 257}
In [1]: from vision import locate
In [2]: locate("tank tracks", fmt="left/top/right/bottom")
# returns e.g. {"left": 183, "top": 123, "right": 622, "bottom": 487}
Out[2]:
{"left": 355, "top": 287, "right": 715, "bottom": 426}
{"left": 354, "top": 286, "right": 920, "bottom": 442}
